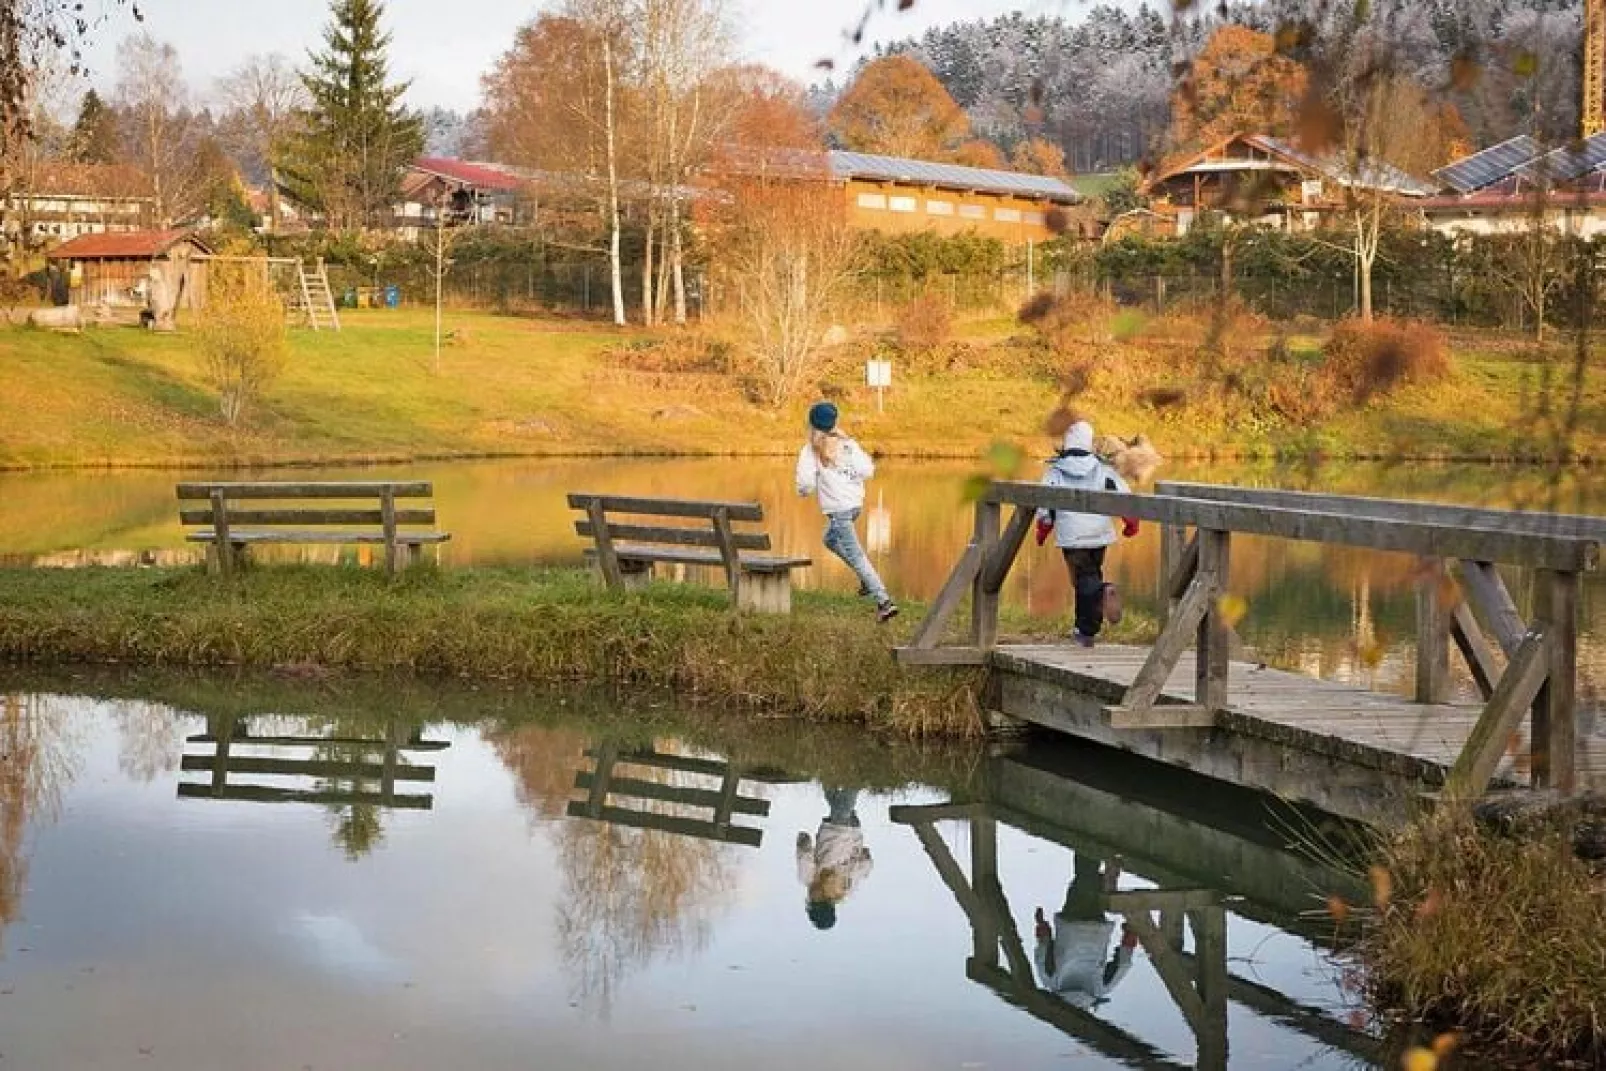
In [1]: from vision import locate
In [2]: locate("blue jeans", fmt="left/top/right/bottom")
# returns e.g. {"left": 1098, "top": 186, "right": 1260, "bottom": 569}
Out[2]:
{"left": 823, "top": 509, "right": 889, "bottom": 604}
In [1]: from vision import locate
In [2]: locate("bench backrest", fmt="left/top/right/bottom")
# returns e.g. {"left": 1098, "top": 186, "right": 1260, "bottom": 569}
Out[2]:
{"left": 567, "top": 492, "right": 771, "bottom": 552}
{"left": 176, "top": 481, "right": 438, "bottom": 530}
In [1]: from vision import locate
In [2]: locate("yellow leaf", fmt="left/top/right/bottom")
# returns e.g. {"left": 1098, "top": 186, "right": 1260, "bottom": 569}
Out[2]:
{"left": 1327, "top": 895, "right": 1350, "bottom": 923}
{"left": 984, "top": 440, "right": 1025, "bottom": 479}
{"left": 1432, "top": 1032, "right": 1460, "bottom": 1057}
{"left": 1512, "top": 50, "right": 1538, "bottom": 78}
{"left": 1401, "top": 1047, "right": 1438, "bottom": 1071}
{"left": 959, "top": 473, "right": 992, "bottom": 503}
{"left": 1369, "top": 865, "right": 1392, "bottom": 910}
{"left": 1217, "top": 594, "right": 1248, "bottom": 629}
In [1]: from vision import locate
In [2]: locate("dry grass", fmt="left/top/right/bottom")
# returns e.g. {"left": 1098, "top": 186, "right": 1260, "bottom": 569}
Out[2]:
{"left": 1357, "top": 805, "right": 1606, "bottom": 1065}
{"left": 0, "top": 565, "right": 986, "bottom": 738}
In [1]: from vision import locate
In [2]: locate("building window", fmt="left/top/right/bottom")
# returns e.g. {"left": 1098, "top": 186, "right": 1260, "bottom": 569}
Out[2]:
{"left": 926, "top": 199, "right": 954, "bottom": 216}
{"left": 994, "top": 207, "right": 1022, "bottom": 223}
{"left": 1023, "top": 210, "right": 1045, "bottom": 225}
{"left": 889, "top": 195, "right": 917, "bottom": 213}
{"left": 959, "top": 204, "right": 986, "bottom": 220}
{"left": 856, "top": 192, "right": 887, "bottom": 210}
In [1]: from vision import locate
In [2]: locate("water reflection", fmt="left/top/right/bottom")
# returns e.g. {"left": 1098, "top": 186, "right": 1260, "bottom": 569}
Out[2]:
{"left": 0, "top": 676, "right": 1403, "bottom": 1068}
{"left": 177, "top": 713, "right": 451, "bottom": 860}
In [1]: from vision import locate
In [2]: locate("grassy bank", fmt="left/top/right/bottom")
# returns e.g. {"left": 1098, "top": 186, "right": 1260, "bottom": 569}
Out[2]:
{"left": 0, "top": 564, "right": 1151, "bottom": 738}
{"left": 2, "top": 308, "right": 1601, "bottom": 469}
{"left": 1357, "top": 805, "right": 1606, "bottom": 1066}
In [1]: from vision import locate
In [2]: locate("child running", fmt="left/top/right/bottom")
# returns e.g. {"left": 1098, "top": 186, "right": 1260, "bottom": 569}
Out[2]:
{"left": 796, "top": 401, "right": 898, "bottom": 623}
{"left": 1034, "top": 419, "right": 1137, "bottom": 647}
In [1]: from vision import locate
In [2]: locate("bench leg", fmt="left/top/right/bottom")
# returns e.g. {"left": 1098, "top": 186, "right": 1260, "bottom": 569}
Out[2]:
{"left": 620, "top": 560, "right": 654, "bottom": 591}
{"left": 206, "top": 542, "right": 246, "bottom": 575}
{"left": 738, "top": 570, "right": 791, "bottom": 614}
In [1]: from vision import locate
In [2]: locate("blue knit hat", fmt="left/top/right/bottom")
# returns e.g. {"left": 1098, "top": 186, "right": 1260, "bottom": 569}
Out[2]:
{"left": 808, "top": 401, "right": 839, "bottom": 432}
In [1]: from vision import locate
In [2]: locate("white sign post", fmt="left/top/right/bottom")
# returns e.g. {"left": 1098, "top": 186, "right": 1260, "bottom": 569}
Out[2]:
{"left": 866, "top": 359, "right": 892, "bottom": 413}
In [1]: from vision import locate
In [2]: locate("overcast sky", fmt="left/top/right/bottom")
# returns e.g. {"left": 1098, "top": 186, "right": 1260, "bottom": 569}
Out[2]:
{"left": 70, "top": 0, "right": 1125, "bottom": 113}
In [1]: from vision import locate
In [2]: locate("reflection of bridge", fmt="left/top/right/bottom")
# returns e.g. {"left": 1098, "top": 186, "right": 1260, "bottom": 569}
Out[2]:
{"left": 178, "top": 714, "right": 450, "bottom": 811}
{"left": 890, "top": 746, "right": 1379, "bottom": 1069}
{"left": 567, "top": 745, "right": 795, "bottom": 848}
{"left": 898, "top": 481, "right": 1605, "bottom": 817}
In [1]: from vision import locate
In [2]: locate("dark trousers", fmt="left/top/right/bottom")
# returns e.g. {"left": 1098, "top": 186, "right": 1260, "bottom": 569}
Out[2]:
{"left": 1062, "top": 547, "right": 1107, "bottom": 637}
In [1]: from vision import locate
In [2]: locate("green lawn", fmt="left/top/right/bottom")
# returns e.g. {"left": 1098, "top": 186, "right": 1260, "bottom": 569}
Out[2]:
{"left": 0, "top": 307, "right": 1598, "bottom": 468}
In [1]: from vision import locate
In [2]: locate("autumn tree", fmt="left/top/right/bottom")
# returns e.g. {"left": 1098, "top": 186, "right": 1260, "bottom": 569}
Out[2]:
{"left": 115, "top": 32, "right": 211, "bottom": 226}
{"left": 1169, "top": 25, "right": 1308, "bottom": 152}
{"left": 1010, "top": 136, "right": 1069, "bottom": 178}
{"left": 277, "top": 0, "right": 424, "bottom": 232}
{"left": 711, "top": 65, "right": 820, "bottom": 152}
{"left": 950, "top": 139, "right": 1004, "bottom": 169}
{"left": 217, "top": 54, "right": 308, "bottom": 230}
{"left": 196, "top": 260, "right": 289, "bottom": 426}
{"left": 708, "top": 161, "right": 860, "bottom": 405}
{"left": 828, "top": 54, "right": 968, "bottom": 160}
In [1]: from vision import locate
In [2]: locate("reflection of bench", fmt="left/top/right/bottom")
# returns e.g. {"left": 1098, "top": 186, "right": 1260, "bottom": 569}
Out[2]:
{"left": 178, "top": 718, "right": 451, "bottom": 810}
{"left": 177, "top": 480, "right": 451, "bottom": 576}
{"left": 568, "top": 492, "right": 809, "bottom": 613}
{"left": 567, "top": 745, "right": 771, "bottom": 847}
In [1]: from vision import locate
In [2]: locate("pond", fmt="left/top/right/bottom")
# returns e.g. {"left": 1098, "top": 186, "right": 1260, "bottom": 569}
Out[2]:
{"left": 4, "top": 455, "right": 1606, "bottom": 702}
{"left": 0, "top": 671, "right": 1380, "bottom": 1070}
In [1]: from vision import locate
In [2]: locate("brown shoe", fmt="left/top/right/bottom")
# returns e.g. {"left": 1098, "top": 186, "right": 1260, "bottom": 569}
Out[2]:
{"left": 1102, "top": 583, "right": 1123, "bottom": 625}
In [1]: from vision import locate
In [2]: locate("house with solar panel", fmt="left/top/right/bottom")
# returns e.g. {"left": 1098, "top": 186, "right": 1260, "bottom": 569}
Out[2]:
{"left": 1137, "top": 133, "right": 1434, "bottom": 236}
{"left": 1419, "top": 134, "right": 1606, "bottom": 237}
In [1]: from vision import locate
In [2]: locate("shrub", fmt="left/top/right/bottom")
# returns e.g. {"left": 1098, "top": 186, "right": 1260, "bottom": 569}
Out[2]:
{"left": 196, "top": 265, "right": 289, "bottom": 426}
{"left": 1321, "top": 317, "right": 1451, "bottom": 403}
{"left": 894, "top": 292, "right": 953, "bottom": 355}
{"left": 608, "top": 334, "right": 736, "bottom": 374}
{"left": 1017, "top": 289, "right": 1118, "bottom": 350}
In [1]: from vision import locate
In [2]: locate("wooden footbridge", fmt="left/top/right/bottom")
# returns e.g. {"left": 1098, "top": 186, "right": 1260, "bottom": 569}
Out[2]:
{"left": 897, "top": 481, "right": 1604, "bottom": 818}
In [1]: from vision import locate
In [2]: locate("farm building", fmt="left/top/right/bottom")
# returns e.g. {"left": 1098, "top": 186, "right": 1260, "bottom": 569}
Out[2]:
{"left": 46, "top": 229, "right": 211, "bottom": 323}
{"left": 1, "top": 162, "right": 154, "bottom": 263}
{"left": 710, "top": 147, "right": 1084, "bottom": 245}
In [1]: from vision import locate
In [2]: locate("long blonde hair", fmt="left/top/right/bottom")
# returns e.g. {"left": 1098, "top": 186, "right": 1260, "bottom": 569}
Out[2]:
{"left": 809, "top": 427, "right": 842, "bottom": 468}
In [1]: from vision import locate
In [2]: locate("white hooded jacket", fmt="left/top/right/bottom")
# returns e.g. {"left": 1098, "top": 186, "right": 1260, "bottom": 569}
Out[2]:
{"left": 796, "top": 435, "right": 875, "bottom": 515}
{"left": 1036, "top": 422, "right": 1130, "bottom": 550}
{"left": 1033, "top": 916, "right": 1135, "bottom": 1009}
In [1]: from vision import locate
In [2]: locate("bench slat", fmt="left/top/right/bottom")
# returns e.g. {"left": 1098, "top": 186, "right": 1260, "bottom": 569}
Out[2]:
{"left": 574, "top": 521, "right": 770, "bottom": 551}
{"left": 567, "top": 492, "right": 764, "bottom": 522}
{"left": 177, "top": 481, "right": 433, "bottom": 500}
{"left": 187, "top": 530, "right": 451, "bottom": 545}
{"left": 585, "top": 546, "right": 809, "bottom": 572}
{"left": 180, "top": 508, "right": 436, "bottom": 527}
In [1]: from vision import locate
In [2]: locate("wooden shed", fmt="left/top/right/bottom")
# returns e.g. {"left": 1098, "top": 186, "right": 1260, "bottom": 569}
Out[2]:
{"left": 46, "top": 228, "right": 211, "bottom": 323}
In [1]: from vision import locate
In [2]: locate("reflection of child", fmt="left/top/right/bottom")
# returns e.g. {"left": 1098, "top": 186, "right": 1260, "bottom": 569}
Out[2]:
{"left": 1033, "top": 854, "right": 1137, "bottom": 1009}
{"left": 796, "top": 788, "right": 874, "bottom": 931}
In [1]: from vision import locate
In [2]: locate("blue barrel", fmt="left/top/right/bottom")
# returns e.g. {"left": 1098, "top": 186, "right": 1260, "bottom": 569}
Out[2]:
{"left": 384, "top": 284, "right": 401, "bottom": 308}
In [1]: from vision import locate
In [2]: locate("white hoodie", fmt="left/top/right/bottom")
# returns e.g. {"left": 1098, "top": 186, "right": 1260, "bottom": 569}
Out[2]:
{"left": 1036, "top": 450, "right": 1130, "bottom": 550}
{"left": 796, "top": 436, "right": 875, "bottom": 515}
{"left": 1033, "top": 916, "right": 1135, "bottom": 1009}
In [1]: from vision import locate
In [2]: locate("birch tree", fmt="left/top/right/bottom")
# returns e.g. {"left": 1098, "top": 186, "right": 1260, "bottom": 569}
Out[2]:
{"left": 217, "top": 54, "right": 307, "bottom": 232}
{"left": 115, "top": 32, "right": 203, "bottom": 226}
{"left": 564, "top": 0, "right": 634, "bottom": 326}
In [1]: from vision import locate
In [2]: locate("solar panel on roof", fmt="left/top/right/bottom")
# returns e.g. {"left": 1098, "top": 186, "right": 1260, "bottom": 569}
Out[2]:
{"left": 826, "top": 150, "right": 1080, "bottom": 202}
{"left": 1517, "top": 133, "right": 1606, "bottom": 184}
{"left": 1434, "top": 135, "right": 1542, "bottom": 193}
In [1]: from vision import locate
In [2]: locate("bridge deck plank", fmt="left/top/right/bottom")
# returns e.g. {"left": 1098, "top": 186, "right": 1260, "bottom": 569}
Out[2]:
{"left": 989, "top": 644, "right": 1606, "bottom": 790}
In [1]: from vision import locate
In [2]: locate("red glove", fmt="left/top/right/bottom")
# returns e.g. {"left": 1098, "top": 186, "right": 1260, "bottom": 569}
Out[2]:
{"left": 1035, "top": 517, "right": 1054, "bottom": 546}
{"left": 1121, "top": 517, "right": 1140, "bottom": 538}
{"left": 1121, "top": 923, "right": 1140, "bottom": 950}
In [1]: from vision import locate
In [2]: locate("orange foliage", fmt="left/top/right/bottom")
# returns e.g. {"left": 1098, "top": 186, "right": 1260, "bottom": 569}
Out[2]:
{"left": 1010, "top": 136, "right": 1069, "bottom": 178}
{"left": 1170, "top": 25, "right": 1308, "bottom": 151}
{"left": 950, "top": 138, "right": 1005, "bottom": 169}
{"left": 712, "top": 64, "right": 821, "bottom": 152}
{"left": 827, "top": 54, "right": 969, "bottom": 160}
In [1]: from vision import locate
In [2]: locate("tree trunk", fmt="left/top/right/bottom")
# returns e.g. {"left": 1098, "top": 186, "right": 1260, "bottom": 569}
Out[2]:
{"left": 641, "top": 210, "right": 656, "bottom": 326}
{"left": 671, "top": 203, "right": 688, "bottom": 324}
{"left": 602, "top": 36, "right": 626, "bottom": 327}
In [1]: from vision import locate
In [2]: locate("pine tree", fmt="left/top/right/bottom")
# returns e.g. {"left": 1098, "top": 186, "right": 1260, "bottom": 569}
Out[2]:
{"left": 71, "top": 89, "right": 120, "bottom": 164}
{"left": 277, "top": 0, "right": 423, "bottom": 230}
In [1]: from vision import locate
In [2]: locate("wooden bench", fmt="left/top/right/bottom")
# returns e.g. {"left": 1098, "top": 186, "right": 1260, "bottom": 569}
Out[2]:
{"left": 177, "top": 481, "right": 451, "bottom": 576}
{"left": 568, "top": 492, "right": 810, "bottom": 613}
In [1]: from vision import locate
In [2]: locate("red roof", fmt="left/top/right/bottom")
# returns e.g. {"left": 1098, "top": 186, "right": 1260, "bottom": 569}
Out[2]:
{"left": 46, "top": 228, "right": 209, "bottom": 260}
{"left": 411, "top": 157, "right": 523, "bottom": 192}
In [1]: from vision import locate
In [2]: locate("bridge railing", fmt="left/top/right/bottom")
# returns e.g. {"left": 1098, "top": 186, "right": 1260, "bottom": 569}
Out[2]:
{"left": 894, "top": 480, "right": 1600, "bottom": 795}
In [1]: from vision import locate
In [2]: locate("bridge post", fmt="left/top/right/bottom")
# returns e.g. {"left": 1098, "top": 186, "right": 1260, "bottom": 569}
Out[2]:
{"left": 1414, "top": 560, "right": 1451, "bottom": 704}
{"left": 1531, "top": 569, "right": 1578, "bottom": 791}
{"left": 971, "top": 500, "right": 1002, "bottom": 651}
{"left": 1195, "top": 529, "right": 1231, "bottom": 710}
{"left": 1160, "top": 523, "right": 1185, "bottom": 620}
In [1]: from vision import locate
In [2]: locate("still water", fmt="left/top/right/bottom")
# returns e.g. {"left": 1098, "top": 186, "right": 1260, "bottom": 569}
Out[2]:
{"left": 4, "top": 455, "right": 1605, "bottom": 696}
{"left": 0, "top": 673, "right": 1378, "bottom": 1070}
